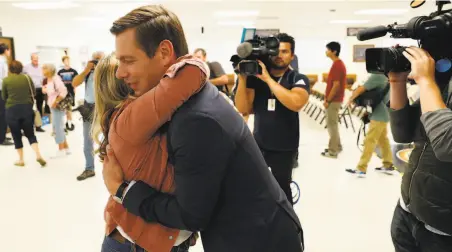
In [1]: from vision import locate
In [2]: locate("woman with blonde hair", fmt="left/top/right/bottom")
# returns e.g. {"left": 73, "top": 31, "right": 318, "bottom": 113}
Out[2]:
{"left": 92, "top": 53, "right": 207, "bottom": 252}
{"left": 42, "top": 63, "right": 70, "bottom": 158}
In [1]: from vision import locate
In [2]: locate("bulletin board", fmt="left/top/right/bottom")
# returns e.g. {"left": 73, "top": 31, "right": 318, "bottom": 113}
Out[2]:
{"left": 353, "top": 44, "right": 374, "bottom": 62}
{"left": 0, "top": 36, "right": 15, "bottom": 62}
{"left": 36, "top": 46, "right": 69, "bottom": 68}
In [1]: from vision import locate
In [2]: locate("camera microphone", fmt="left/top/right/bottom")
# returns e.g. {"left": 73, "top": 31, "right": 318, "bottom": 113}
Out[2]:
{"left": 357, "top": 25, "right": 389, "bottom": 41}
{"left": 237, "top": 42, "right": 253, "bottom": 58}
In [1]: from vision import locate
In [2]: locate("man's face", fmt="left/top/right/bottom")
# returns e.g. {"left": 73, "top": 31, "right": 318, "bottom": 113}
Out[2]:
{"left": 31, "top": 54, "right": 39, "bottom": 66}
{"left": 271, "top": 42, "right": 294, "bottom": 70}
{"left": 115, "top": 28, "right": 171, "bottom": 97}
{"left": 63, "top": 58, "right": 70, "bottom": 67}
{"left": 193, "top": 51, "right": 206, "bottom": 62}
{"left": 325, "top": 48, "right": 335, "bottom": 58}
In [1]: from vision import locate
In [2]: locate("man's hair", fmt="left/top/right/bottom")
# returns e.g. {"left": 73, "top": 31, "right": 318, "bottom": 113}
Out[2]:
{"left": 276, "top": 33, "right": 295, "bottom": 55}
{"left": 194, "top": 48, "right": 206, "bottom": 57}
{"left": 110, "top": 5, "right": 188, "bottom": 58}
{"left": 9, "top": 60, "right": 23, "bottom": 74}
{"left": 62, "top": 56, "right": 70, "bottom": 62}
{"left": 326, "top": 41, "right": 341, "bottom": 57}
{"left": 0, "top": 43, "right": 9, "bottom": 55}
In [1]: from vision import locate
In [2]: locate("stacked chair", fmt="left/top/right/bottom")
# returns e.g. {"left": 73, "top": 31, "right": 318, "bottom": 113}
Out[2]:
{"left": 302, "top": 74, "right": 359, "bottom": 133}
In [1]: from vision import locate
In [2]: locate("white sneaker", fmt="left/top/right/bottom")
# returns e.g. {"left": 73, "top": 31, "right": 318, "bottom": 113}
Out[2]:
{"left": 51, "top": 150, "right": 66, "bottom": 159}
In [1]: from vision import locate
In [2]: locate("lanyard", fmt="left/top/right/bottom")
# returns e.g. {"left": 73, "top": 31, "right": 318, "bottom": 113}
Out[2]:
{"left": 270, "top": 75, "right": 284, "bottom": 98}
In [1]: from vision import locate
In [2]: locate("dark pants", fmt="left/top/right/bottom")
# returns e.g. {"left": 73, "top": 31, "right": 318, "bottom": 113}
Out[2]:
{"left": 391, "top": 201, "right": 452, "bottom": 252}
{"left": 0, "top": 91, "right": 7, "bottom": 143}
{"left": 35, "top": 88, "right": 50, "bottom": 118}
{"left": 262, "top": 149, "right": 297, "bottom": 205}
{"left": 101, "top": 234, "right": 190, "bottom": 252}
{"left": 5, "top": 104, "right": 37, "bottom": 149}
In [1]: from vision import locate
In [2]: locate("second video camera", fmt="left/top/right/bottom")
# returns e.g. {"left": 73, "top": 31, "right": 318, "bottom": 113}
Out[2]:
{"left": 230, "top": 35, "right": 280, "bottom": 75}
{"left": 358, "top": 0, "right": 452, "bottom": 74}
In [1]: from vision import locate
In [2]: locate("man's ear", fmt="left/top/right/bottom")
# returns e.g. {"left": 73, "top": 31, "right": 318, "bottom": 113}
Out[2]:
{"left": 157, "top": 40, "right": 176, "bottom": 67}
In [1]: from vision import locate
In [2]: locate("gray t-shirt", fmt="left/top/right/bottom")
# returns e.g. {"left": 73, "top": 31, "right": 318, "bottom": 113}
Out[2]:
{"left": 207, "top": 61, "right": 227, "bottom": 92}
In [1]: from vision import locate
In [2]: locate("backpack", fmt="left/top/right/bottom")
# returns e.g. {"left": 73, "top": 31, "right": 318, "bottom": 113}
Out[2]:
{"left": 354, "top": 82, "right": 390, "bottom": 111}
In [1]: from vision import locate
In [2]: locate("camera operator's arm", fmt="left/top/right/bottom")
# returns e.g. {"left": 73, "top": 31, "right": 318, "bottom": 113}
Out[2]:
{"left": 72, "top": 61, "right": 95, "bottom": 88}
{"left": 387, "top": 71, "right": 419, "bottom": 143}
{"left": 234, "top": 74, "right": 255, "bottom": 115}
{"left": 257, "top": 61, "right": 309, "bottom": 112}
{"left": 403, "top": 47, "right": 452, "bottom": 161}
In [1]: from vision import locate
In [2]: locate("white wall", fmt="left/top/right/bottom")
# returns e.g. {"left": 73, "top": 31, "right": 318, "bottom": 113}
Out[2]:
{"left": 0, "top": 14, "right": 418, "bottom": 83}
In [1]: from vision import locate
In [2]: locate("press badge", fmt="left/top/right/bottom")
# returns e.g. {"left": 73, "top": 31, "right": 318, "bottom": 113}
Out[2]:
{"left": 268, "top": 99, "right": 276, "bottom": 111}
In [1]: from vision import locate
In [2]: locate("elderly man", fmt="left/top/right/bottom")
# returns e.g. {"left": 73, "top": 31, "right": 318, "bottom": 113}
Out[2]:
{"left": 23, "top": 53, "right": 46, "bottom": 132}
{"left": 72, "top": 51, "right": 104, "bottom": 181}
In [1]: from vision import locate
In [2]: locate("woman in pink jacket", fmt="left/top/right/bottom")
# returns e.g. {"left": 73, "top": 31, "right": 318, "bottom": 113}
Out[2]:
{"left": 42, "top": 63, "right": 70, "bottom": 158}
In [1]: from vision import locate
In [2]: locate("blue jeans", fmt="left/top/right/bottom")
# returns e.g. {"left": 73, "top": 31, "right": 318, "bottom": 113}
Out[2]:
{"left": 101, "top": 236, "right": 190, "bottom": 252}
{"left": 83, "top": 121, "right": 94, "bottom": 171}
{"left": 51, "top": 108, "right": 65, "bottom": 144}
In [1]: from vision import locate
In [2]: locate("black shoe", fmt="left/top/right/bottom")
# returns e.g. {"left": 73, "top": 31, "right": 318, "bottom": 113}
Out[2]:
{"left": 66, "top": 122, "right": 75, "bottom": 131}
{"left": 375, "top": 165, "right": 395, "bottom": 175}
{"left": 77, "top": 170, "right": 95, "bottom": 181}
{"left": 36, "top": 127, "right": 45, "bottom": 132}
{"left": 0, "top": 140, "right": 14, "bottom": 146}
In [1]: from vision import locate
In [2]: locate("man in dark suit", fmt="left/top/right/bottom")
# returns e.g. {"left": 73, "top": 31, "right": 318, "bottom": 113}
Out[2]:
{"left": 102, "top": 5, "right": 303, "bottom": 252}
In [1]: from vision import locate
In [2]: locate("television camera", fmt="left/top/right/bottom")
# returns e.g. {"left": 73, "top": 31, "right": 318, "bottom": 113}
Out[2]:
{"left": 358, "top": 0, "right": 452, "bottom": 76}
{"left": 230, "top": 35, "right": 280, "bottom": 76}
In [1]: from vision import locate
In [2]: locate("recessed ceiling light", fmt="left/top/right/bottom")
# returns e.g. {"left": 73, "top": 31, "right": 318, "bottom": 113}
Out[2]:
{"left": 330, "top": 20, "right": 370, "bottom": 24}
{"left": 12, "top": 1, "right": 79, "bottom": 10}
{"left": 217, "top": 20, "right": 256, "bottom": 27}
{"left": 214, "top": 10, "right": 259, "bottom": 18}
{"left": 354, "top": 9, "right": 409, "bottom": 15}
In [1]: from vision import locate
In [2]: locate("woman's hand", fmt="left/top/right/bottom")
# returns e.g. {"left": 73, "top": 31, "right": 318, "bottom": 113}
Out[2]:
{"left": 103, "top": 145, "right": 125, "bottom": 196}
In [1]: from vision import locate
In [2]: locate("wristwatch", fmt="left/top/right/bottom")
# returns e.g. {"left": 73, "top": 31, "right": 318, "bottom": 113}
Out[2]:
{"left": 113, "top": 181, "right": 129, "bottom": 204}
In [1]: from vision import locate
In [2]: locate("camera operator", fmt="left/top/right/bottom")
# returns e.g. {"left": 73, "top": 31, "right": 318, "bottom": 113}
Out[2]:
{"left": 72, "top": 51, "right": 104, "bottom": 181}
{"left": 234, "top": 33, "right": 310, "bottom": 205}
{"left": 389, "top": 47, "right": 452, "bottom": 251}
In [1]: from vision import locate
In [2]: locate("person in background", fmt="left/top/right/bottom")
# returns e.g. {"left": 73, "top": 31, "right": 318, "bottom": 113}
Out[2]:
{"left": 2, "top": 60, "right": 46, "bottom": 166}
{"left": 0, "top": 43, "right": 14, "bottom": 146}
{"left": 321, "top": 41, "right": 346, "bottom": 158}
{"left": 193, "top": 48, "right": 230, "bottom": 94}
{"left": 23, "top": 53, "right": 46, "bottom": 132}
{"left": 290, "top": 54, "right": 299, "bottom": 72}
{"left": 72, "top": 51, "right": 104, "bottom": 181}
{"left": 42, "top": 63, "right": 70, "bottom": 158}
{"left": 235, "top": 33, "right": 310, "bottom": 205}
{"left": 345, "top": 73, "right": 394, "bottom": 177}
{"left": 57, "top": 56, "right": 78, "bottom": 130}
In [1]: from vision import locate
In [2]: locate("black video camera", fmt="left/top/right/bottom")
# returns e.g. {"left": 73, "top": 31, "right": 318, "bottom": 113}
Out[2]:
{"left": 230, "top": 35, "right": 280, "bottom": 75}
{"left": 358, "top": 0, "right": 452, "bottom": 75}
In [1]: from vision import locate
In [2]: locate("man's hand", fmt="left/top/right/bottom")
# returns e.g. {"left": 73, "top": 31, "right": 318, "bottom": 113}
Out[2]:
{"left": 84, "top": 61, "right": 96, "bottom": 74}
{"left": 402, "top": 47, "right": 436, "bottom": 84}
{"left": 255, "top": 61, "right": 271, "bottom": 83}
{"left": 103, "top": 145, "right": 124, "bottom": 196}
{"left": 324, "top": 101, "right": 329, "bottom": 109}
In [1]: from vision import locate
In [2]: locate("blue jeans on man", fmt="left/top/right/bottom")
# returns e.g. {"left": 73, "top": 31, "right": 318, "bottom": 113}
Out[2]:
{"left": 76, "top": 105, "right": 96, "bottom": 181}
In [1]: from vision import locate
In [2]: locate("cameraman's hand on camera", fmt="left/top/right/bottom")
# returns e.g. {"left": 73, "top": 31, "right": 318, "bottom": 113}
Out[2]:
{"left": 83, "top": 61, "right": 96, "bottom": 74}
{"left": 256, "top": 60, "right": 271, "bottom": 83}
{"left": 403, "top": 47, "right": 436, "bottom": 85}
